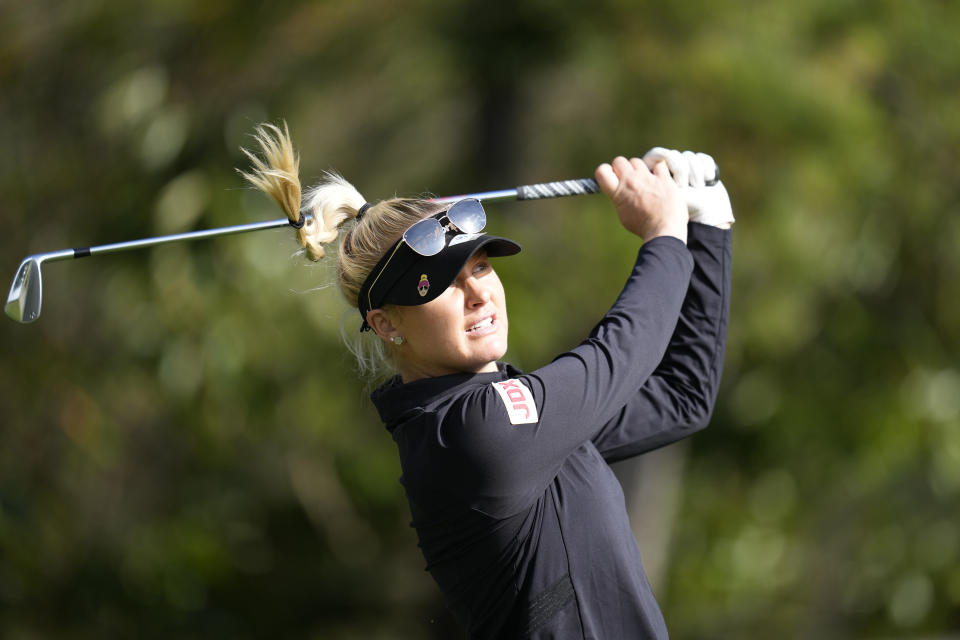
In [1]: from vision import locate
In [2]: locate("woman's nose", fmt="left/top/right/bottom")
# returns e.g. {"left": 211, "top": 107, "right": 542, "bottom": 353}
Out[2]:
{"left": 465, "top": 278, "right": 491, "bottom": 306}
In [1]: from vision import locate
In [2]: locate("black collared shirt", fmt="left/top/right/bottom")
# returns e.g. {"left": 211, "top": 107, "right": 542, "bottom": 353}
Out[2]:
{"left": 372, "top": 224, "right": 732, "bottom": 639}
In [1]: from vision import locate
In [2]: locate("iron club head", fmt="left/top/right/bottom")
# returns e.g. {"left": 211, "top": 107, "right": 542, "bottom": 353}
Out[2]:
{"left": 5, "top": 257, "right": 43, "bottom": 323}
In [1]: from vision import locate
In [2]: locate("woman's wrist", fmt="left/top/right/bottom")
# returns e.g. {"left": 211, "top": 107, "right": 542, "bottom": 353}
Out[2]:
{"left": 644, "top": 223, "right": 688, "bottom": 245}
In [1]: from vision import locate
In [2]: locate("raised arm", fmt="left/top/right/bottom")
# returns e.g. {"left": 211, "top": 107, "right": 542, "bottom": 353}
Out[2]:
{"left": 441, "top": 155, "right": 698, "bottom": 516}
{"left": 591, "top": 221, "right": 732, "bottom": 462}
{"left": 590, "top": 149, "right": 734, "bottom": 459}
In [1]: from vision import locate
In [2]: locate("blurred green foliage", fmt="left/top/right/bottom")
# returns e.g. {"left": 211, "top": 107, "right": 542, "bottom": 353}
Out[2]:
{"left": 2, "top": 0, "right": 959, "bottom": 637}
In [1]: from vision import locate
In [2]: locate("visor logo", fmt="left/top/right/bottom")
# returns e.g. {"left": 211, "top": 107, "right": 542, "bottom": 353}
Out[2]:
{"left": 492, "top": 379, "right": 539, "bottom": 425}
{"left": 417, "top": 274, "right": 430, "bottom": 297}
{"left": 449, "top": 232, "right": 485, "bottom": 247}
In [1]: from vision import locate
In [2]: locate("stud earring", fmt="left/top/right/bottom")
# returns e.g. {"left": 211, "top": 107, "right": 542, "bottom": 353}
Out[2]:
{"left": 391, "top": 336, "right": 405, "bottom": 345}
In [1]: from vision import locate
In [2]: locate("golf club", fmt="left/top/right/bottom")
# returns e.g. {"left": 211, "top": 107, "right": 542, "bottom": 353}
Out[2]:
{"left": 5, "top": 178, "right": 603, "bottom": 323}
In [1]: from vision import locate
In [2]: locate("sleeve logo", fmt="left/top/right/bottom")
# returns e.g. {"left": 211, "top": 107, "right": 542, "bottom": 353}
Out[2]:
{"left": 492, "top": 379, "right": 539, "bottom": 425}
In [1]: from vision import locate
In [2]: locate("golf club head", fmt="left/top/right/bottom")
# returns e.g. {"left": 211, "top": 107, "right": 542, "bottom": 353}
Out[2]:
{"left": 6, "top": 257, "right": 43, "bottom": 323}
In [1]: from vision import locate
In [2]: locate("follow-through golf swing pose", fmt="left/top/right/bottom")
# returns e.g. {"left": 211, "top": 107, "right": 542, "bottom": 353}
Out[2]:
{"left": 241, "top": 123, "right": 733, "bottom": 639}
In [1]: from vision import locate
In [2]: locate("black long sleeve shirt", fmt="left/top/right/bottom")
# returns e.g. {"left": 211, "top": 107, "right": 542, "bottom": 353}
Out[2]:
{"left": 371, "top": 223, "right": 732, "bottom": 639}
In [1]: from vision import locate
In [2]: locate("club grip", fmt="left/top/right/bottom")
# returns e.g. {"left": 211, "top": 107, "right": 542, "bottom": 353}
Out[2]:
{"left": 516, "top": 178, "right": 600, "bottom": 200}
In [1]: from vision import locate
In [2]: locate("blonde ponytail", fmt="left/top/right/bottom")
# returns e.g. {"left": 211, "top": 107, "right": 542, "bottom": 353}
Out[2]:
{"left": 300, "top": 174, "right": 367, "bottom": 260}
{"left": 238, "top": 122, "right": 366, "bottom": 260}
{"left": 238, "top": 121, "right": 445, "bottom": 376}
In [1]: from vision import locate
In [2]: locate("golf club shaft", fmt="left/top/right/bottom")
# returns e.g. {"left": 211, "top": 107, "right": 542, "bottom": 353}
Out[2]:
{"left": 39, "top": 218, "right": 293, "bottom": 267}
{"left": 5, "top": 177, "right": 601, "bottom": 323}
{"left": 45, "top": 178, "right": 602, "bottom": 266}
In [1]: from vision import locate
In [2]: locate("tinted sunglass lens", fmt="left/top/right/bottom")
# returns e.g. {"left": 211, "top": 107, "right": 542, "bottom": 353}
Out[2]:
{"left": 447, "top": 198, "right": 486, "bottom": 234}
{"left": 403, "top": 219, "right": 445, "bottom": 256}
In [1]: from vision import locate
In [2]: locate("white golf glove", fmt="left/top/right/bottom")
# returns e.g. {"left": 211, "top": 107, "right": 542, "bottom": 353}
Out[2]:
{"left": 643, "top": 147, "right": 734, "bottom": 228}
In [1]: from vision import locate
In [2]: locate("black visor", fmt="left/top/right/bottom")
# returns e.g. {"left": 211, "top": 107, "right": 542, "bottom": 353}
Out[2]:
{"left": 357, "top": 206, "right": 521, "bottom": 331}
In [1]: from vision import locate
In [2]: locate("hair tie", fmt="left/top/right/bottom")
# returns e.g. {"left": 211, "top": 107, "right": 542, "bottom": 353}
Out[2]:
{"left": 356, "top": 203, "right": 372, "bottom": 221}
{"left": 289, "top": 213, "right": 306, "bottom": 229}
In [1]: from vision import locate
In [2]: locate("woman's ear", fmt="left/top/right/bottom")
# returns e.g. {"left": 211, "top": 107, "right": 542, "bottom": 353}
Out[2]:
{"left": 367, "top": 308, "right": 399, "bottom": 344}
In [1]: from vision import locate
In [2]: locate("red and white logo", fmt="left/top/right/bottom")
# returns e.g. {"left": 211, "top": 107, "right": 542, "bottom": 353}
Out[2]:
{"left": 492, "top": 379, "right": 539, "bottom": 425}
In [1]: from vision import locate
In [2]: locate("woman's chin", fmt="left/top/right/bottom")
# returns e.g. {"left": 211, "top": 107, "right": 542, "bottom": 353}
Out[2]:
{"left": 482, "top": 341, "right": 509, "bottom": 368}
{"left": 466, "top": 340, "right": 507, "bottom": 373}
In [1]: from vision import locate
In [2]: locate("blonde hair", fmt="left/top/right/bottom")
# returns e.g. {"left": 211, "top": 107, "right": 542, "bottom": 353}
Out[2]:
{"left": 238, "top": 122, "right": 443, "bottom": 376}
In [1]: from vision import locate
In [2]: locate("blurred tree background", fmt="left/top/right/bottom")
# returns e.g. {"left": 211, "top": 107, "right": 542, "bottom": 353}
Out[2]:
{"left": 1, "top": 0, "right": 959, "bottom": 637}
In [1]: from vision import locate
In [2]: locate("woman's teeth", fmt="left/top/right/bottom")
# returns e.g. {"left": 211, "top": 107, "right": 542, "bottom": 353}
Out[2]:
{"left": 467, "top": 317, "right": 493, "bottom": 333}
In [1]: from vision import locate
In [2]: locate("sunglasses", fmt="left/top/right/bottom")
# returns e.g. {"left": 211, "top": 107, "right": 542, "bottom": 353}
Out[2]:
{"left": 401, "top": 198, "right": 487, "bottom": 256}
{"left": 360, "top": 198, "right": 488, "bottom": 326}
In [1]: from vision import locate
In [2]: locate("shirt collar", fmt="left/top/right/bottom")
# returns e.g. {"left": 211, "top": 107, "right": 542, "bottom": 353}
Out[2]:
{"left": 370, "top": 362, "right": 520, "bottom": 430}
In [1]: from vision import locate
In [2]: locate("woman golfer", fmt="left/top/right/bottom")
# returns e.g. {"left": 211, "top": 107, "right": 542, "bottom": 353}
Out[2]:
{"left": 241, "top": 124, "right": 733, "bottom": 639}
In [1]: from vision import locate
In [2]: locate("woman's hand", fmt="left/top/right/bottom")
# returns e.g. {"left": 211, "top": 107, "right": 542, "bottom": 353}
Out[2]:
{"left": 642, "top": 148, "right": 734, "bottom": 229}
{"left": 595, "top": 156, "right": 689, "bottom": 243}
